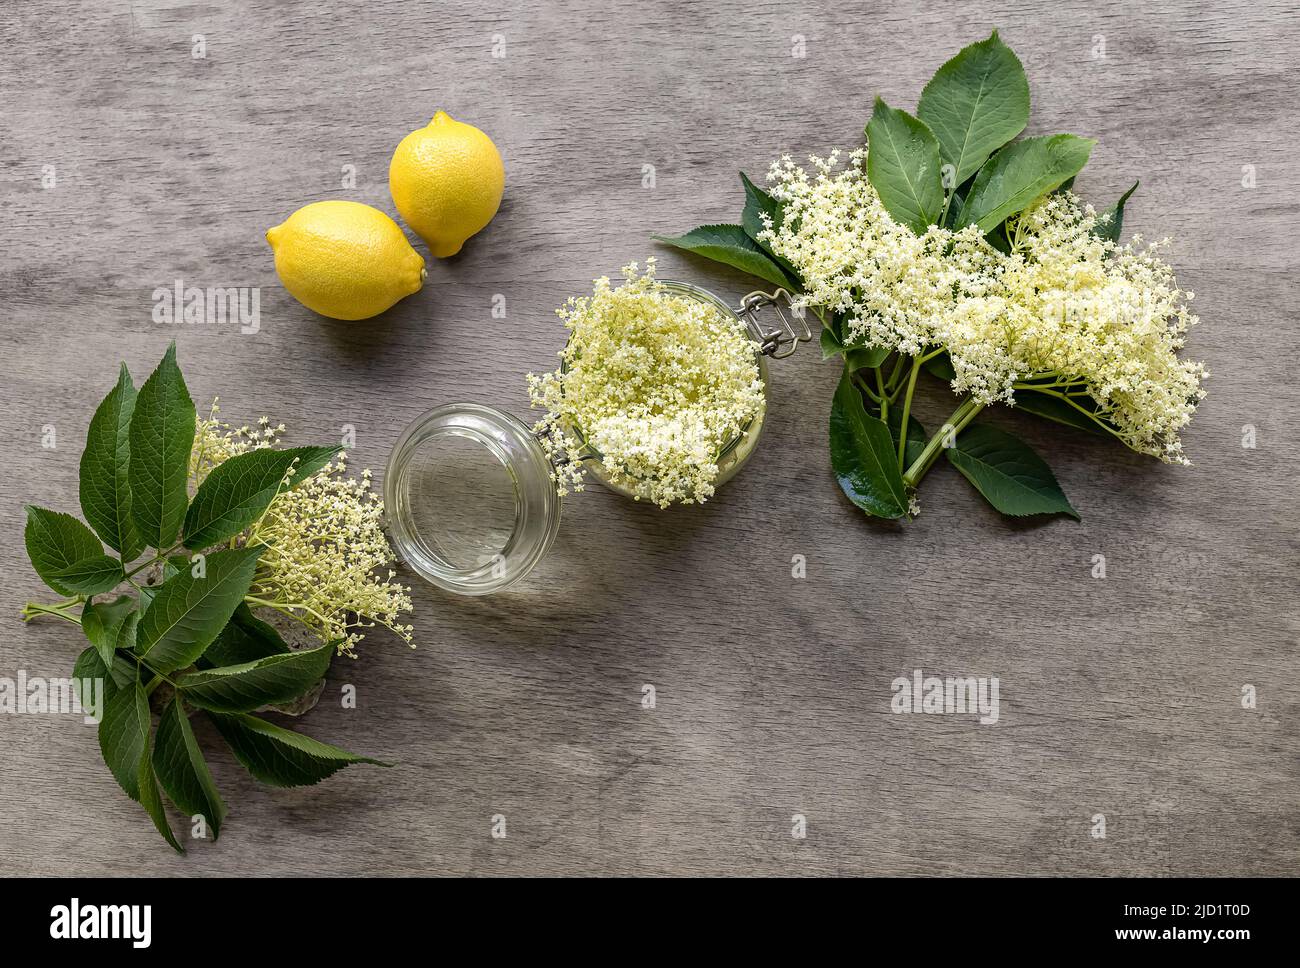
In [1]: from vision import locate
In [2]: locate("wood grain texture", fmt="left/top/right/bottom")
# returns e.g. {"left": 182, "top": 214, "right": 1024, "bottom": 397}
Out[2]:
{"left": 2, "top": 0, "right": 1298, "bottom": 876}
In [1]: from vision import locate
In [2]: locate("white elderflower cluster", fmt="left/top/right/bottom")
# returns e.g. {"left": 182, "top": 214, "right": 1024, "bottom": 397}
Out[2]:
{"left": 759, "top": 151, "right": 1206, "bottom": 463}
{"left": 527, "top": 260, "right": 766, "bottom": 507}
{"left": 191, "top": 405, "right": 414, "bottom": 656}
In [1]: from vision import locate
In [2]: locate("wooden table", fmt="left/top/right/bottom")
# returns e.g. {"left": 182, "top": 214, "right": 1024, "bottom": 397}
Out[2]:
{"left": 3, "top": 0, "right": 1297, "bottom": 876}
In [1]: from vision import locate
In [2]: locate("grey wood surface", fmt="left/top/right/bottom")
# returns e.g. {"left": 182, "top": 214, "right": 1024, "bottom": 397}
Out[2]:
{"left": 2, "top": 0, "right": 1297, "bottom": 877}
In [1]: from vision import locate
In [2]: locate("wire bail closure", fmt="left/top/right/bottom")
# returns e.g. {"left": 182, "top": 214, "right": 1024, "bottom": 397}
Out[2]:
{"left": 736, "top": 289, "right": 812, "bottom": 359}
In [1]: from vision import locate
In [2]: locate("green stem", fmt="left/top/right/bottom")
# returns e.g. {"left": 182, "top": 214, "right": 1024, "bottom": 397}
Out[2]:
{"left": 244, "top": 595, "right": 332, "bottom": 631}
{"left": 902, "top": 397, "right": 984, "bottom": 489}
{"left": 1009, "top": 213, "right": 1027, "bottom": 252}
{"left": 896, "top": 356, "right": 922, "bottom": 470}
{"left": 852, "top": 372, "right": 882, "bottom": 404}
{"left": 20, "top": 601, "right": 83, "bottom": 626}
{"left": 876, "top": 367, "right": 889, "bottom": 423}
{"left": 885, "top": 354, "right": 907, "bottom": 394}
{"left": 138, "top": 662, "right": 179, "bottom": 691}
{"left": 123, "top": 546, "right": 183, "bottom": 582}
{"left": 954, "top": 400, "right": 983, "bottom": 432}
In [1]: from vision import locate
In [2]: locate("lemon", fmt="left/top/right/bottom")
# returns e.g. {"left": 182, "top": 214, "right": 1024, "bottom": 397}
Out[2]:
{"left": 389, "top": 111, "right": 505, "bottom": 258}
{"left": 266, "top": 200, "right": 426, "bottom": 320}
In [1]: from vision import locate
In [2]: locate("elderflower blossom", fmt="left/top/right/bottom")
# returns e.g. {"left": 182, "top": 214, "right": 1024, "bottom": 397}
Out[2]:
{"left": 527, "top": 260, "right": 766, "bottom": 507}
{"left": 759, "top": 150, "right": 1207, "bottom": 463}
{"left": 191, "top": 404, "right": 414, "bottom": 657}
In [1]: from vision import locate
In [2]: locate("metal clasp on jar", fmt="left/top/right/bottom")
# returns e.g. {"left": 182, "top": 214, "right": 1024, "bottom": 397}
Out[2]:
{"left": 736, "top": 289, "right": 813, "bottom": 359}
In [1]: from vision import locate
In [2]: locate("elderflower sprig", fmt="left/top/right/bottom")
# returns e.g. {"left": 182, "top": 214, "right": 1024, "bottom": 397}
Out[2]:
{"left": 759, "top": 151, "right": 1206, "bottom": 465}
{"left": 527, "top": 260, "right": 766, "bottom": 508}
{"left": 18, "top": 343, "right": 394, "bottom": 853}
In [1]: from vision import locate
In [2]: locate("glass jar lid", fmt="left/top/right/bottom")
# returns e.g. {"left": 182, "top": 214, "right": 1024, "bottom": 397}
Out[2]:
{"left": 384, "top": 403, "right": 561, "bottom": 595}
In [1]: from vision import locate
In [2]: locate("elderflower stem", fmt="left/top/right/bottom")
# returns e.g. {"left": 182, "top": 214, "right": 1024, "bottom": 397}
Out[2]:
{"left": 244, "top": 595, "right": 334, "bottom": 631}
{"left": 885, "top": 354, "right": 908, "bottom": 396}
{"left": 902, "top": 397, "right": 984, "bottom": 488}
{"left": 896, "top": 356, "right": 922, "bottom": 470}
{"left": 852, "top": 372, "right": 882, "bottom": 404}
{"left": 123, "top": 548, "right": 181, "bottom": 581}
{"left": 138, "top": 663, "right": 178, "bottom": 691}
{"left": 20, "top": 601, "right": 83, "bottom": 625}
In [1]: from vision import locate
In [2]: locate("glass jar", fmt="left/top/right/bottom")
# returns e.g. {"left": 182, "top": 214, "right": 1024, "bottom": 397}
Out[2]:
{"left": 384, "top": 280, "right": 807, "bottom": 595}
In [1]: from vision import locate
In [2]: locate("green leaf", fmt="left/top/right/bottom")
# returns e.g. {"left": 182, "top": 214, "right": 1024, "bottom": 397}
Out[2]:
{"left": 841, "top": 321, "right": 893, "bottom": 368}
{"left": 183, "top": 445, "right": 339, "bottom": 550}
{"left": 1093, "top": 180, "right": 1139, "bottom": 243}
{"left": 179, "top": 640, "right": 333, "bottom": 713}
{"left": 985, "top": 220, "right": 1012, "bottom": 254}
{"left": 200, "top": 603, "right": 290, "bottom": 668}
{"left": 79, "top": 364, "right": 143, "bottom": 560}
{"left": 209, "top": 712, "right": 390, "bottom": 788}
{"left": 71, "top": 646, "right": 129, "bottom": 721}
{"left": 652, "top": 223, "right": 796, "bottom": 290}
{"left": 921, "top": 350, "right": 957, "bottom": 383}
{"left": 819, "top": 324, "right": 889, "bottom": 370}
{"left": 852, "top": 347, "right": 891, "bottom": 371}
{"left": 819, "top": 327, "right": 840, "bottom": 360}
{"left": 942, "top": 188, "right": 967, "bottom": 229}
{"left": 24, "top": 506, "right": 104, "bottom": 596}
{"left": 916, "top": 30, "right": 1031, "bottom": 187}
{"left": 153, "top": 697, "right": 227, "bottom": 840}
{"left": 865, "top": 98, "right": 945, "bottom": 234}
{"left": 957, "top": 134, "right": 1096, "bottom": 234}
{"left": 73, "top": 646, "right": 135, "bottom": 710}
{"left": 49, "top": 554, "right": 124, "bottom": 596}
{"left": 828, "top": 369, "right": 909, "bottom": 518}
{"left": 138, "top": 735, "right": 184, "bottom": 853}
{"left": 946, "top": 422, "right": 1080, "bottom": 519}
{"left": 740, "top": 172, "right": 780, "bottom": 244}
{"left": 98, "top": 680, "right": 149, "bottom": 801}
{"left": 136, "top": 555, "right": 187, "bottom": 612}
{"left": 1015, "top": 390, "right": 1112, "bottom": 436}
{"left": 129, "top": 342, "right": 195, "bottom": 549}
{"left": 739, "top": 172, "right": 802, "bottom": 287}
{"left": 82, "top": 594, "right": 139, "bottom": 666}
{"left": 90, "top": 603, "right": 186, "bottom": 853}
{"left": 72, "top": 648, "right": 105, "bottom": 709}
{"left": 135, "top": 546, "right": 263, "bottom": 675}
